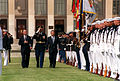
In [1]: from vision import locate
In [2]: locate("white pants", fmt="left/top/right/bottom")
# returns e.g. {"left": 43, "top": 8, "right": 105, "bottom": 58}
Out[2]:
{"left": 3, "top": 50, "right": 8, "bottom": 66}
{"left": 66, "top": 51, "right": 72, "bottom": 62}
{"left": 0, "top": 52, "right": 2, "bottom": 75}
{"left": 56, "top": 52, "right": 60, "bottom": 61}
{"left": 71, "top": 51, "right": 78, "bottom": 66}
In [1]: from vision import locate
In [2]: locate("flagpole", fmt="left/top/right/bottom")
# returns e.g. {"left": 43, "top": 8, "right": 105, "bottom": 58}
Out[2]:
{"left": 79, "top": 0, "right": 83, "bottom": 44}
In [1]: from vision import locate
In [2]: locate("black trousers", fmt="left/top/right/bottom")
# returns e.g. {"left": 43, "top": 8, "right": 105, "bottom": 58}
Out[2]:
{"left": 82, "top": 43, "right": 90, "bottom": 71}
{"left": 76, "top": 48, "right": 81, "bottom": 69}
{"left": 49, "top": 51, "right": 57, "bottom": 68}
{"left": 8, "top": 49, "right": 11, "bottom": 63}
{"left": 21, "top": 50, "right": 30, "bottom": 68}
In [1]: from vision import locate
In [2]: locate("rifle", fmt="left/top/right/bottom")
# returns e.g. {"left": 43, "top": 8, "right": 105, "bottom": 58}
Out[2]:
{"left": 104, "top": 65, "right": 107, "bottom": 77}
{"left": 96, "top": 63, "right": 98, "bottom": 74}
{"left": 100, "top": 63, "right": 104, "bottom": 76}
{"left": 108, "top": 69, "right": 111, "bottom": 78}
{"left": 91, "top": 63, "right": 93, "bottom": 73}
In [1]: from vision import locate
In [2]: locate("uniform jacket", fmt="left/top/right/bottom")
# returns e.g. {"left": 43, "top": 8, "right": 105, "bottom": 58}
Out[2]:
{"left": 32, "top": 32, "right": 47, "bottom": 51}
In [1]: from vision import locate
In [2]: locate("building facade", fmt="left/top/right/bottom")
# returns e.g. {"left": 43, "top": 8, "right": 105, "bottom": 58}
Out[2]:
{"left": 0, "top": 0, "right": 119, "bottom": 39}
{"left": 0, "top": 0, "right": 74, "bottom": 39}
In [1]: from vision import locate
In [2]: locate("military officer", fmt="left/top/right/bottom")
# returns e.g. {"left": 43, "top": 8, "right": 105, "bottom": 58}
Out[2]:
{"left": 32, "top": 26, "right": 47, "bottom": 68}
{"left": 59, "top": 33, "right": 67, "bottom": 63}
{"left": 3, "top": 29, "right": 9, "bottom": 66}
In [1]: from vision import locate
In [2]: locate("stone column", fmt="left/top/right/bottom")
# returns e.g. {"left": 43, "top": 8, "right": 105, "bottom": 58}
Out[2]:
{"left": 66, "top": 0, "right": 74, "bottom": 33}
{"left": 47, "top": 0, "right": 54, "bottom": 36}
{"left": 28, "top": 0, "right": 35, "bottom": 36}
{"left": 105, "top": 0, "right": 113, "bottom": 18}
{"left": 8, "top": 0, "right": 16, "bottom": 38}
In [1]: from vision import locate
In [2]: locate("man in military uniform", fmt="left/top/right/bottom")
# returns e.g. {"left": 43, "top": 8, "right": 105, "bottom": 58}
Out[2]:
{"left": 7, "top": 33, "right": 13, "bottom": 63}
{"left": 59, "top": 33, "right": 67, "bottom": 63}
{"left": 3, "top": 30, "right": 9, "bottom": 66}
{"left": 32, "top": 26, "right": 47, "bottom": 68}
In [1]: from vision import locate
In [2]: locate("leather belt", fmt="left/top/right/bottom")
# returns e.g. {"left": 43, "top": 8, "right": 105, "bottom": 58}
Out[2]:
{"left": 37, "top": 41, "right": 45, "bottom": 44}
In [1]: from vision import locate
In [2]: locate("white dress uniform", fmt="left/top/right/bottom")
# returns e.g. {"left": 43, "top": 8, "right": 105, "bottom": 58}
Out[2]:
{"left": 89, "top": 32, "right": 94, "bottom": 72}
{"left": 80, "top": 41, "right": 86, "bottom": 70}
{"left": 0, "top": 27, "right": 3, "bottom": 75}
{"left": 91, "top": 30, "right": 96, "bottom": 73}
{"left": 96, "top": 29, "right": 102, "bottom": 74}
{"left": 3, "top": 49, "right": 8, "bottom": 66}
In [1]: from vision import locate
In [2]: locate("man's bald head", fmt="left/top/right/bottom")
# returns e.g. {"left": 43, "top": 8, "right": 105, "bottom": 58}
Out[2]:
{"left": 23, "top": 30, "right": 27, "bottom": 35}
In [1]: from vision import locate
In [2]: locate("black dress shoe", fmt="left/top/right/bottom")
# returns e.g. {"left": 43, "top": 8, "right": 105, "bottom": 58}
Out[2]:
{"left": 49, "top": 65, "right": 52, "bottom": 68}
{"left": 37, "top": 65, "right": 39, "bottom": 68}
{"left": 53, "top": 66, "right": 55, "bottom": 68}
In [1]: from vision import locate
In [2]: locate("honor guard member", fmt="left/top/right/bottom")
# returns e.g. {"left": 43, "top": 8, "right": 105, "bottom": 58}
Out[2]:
{"left": 7, "top": 33, "right": 13, "bottom": 63}
{"left": 59, "top": 33, "right": 67, "bottom": 63}
{"left": 73, "top": 37, "right": 81, "bottom": 69}
{"left": 82, "top": 29, "right": 90, "bottom": 71}
{"left": 19, "top": 30, "right": 32, "bottom": 68}
{"left": 32, "top": 26, "right": 47, "bottom": 68}
{"left": 3, "top": 29, "right": 9, "bottom": 66}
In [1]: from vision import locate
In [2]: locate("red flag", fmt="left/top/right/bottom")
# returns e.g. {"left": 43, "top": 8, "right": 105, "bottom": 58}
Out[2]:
{"left": 72, "top": 0, "right": 76, "bottom": 13}
{"left": 76, "top": 15, "right": 80, "bottom": 29}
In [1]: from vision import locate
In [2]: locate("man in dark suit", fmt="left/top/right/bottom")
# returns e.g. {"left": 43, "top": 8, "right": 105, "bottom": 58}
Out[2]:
{"left": 8, "top": 33, "right": 13, "bottom": 63}
{"left": 19, "top": 30, "right": 32, "bottom": 68}
{"left": 32, "top": 26, "right": 47, "bottom": 68}
{"left": 47, "top": 30, "right": 59, "bottom": 68}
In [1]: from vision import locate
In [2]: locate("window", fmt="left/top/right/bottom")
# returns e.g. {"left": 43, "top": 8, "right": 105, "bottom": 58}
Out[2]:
{"left": 0, "top": 0, "right": 8, "bottom": 15}
{"left": 54, "top": 0, "right": 66, "bottom": 16}
{"left": 94, "top": 0, "right": 105, "bottom": 20}
{"left": 35, "top": 0, "right": 47, "bottom": 16}
{"left": 113, "top": 0, "right": 120, "bottom": 16}
{"left": 15, "top": 0, "right": 28, "bottom": 16}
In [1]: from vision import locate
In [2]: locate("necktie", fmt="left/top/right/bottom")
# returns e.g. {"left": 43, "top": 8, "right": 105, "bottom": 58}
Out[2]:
{"left": 24, "top": 35, "right": 27, "bottom": 41}
{"left": 52, "top": 36, "right": 55, "bottom": 43}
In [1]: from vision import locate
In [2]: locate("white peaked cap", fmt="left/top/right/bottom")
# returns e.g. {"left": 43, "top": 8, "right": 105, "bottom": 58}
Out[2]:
{"left": 3, "top": 29, "right": 8, "bottom": 32}
{"left": 74, "top": 29, "right": 79, "bottom": 32}
{"left": 106, "top": 18, "right": 113, "bottom": 22}
{"left": 112, "top": 17, "right": 120, "bottom": 21}
{"left": 101, "top": 19, "right": 108, "bottom": 23}
{"left": 95, "top": 20, "right": 101, "bottom": 24}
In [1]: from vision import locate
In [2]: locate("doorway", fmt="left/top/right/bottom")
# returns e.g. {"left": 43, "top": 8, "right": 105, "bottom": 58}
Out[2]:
{"left": 16, "top": 19, "right": 27, "bottom": 39}
{"left": 55, "top": 20, "right": 64, "bottom": 36}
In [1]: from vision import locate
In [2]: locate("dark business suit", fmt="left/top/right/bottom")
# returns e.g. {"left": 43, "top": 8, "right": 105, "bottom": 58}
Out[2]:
{"left": 47, "top": 36, "right": 59, "bottom": 68}
{"left": 19, "top": 35, "right": 32, "bottom": 68}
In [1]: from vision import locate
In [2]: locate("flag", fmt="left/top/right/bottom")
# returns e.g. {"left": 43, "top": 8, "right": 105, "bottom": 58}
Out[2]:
{"left": 83, "top": 0, "right": 96, "bottom": 23}
{"left": 76, "top": 15, "right": 80, "bottom": 29}
{"left": 75, "top": 0, "right": 80, "bottom": 17}
{"left": 72, "top": 0, "right": 76, "bottom": 13}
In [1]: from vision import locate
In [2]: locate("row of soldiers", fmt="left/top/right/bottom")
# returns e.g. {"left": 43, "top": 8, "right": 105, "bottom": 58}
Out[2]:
{"left": 85, "top": 17, "right": 120, "bottom": 80}
{"left": 56, "top": 32, "right": 81, "bottom": 69}
{"left": 56, "top": 17, "right": 120, "bottom": 80}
